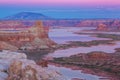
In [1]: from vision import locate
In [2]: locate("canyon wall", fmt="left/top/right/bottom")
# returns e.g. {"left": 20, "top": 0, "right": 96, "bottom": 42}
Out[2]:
{"left": 0, "top": 21, "right": 56, "bottom": 50}
{"left": 42, "top": 19, "right": 120, "bottom": 28}
{"left": 19, "top": 19, "right": 120, "bottom": 31}
{"left": 1, "top": 19, "right": 120, "bottom": 28}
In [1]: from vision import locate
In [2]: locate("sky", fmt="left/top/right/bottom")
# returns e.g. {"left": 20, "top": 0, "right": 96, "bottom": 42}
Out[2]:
{"left": 0, "top": 0, "right": 120, "bottom": 19}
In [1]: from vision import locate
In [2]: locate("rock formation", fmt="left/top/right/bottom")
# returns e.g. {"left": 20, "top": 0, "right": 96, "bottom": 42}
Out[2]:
{"left": 53, "top": 51, "right": 120, "bottom": 79}
{"left": 0, "top": 41, "right": 18, "bottom": 51}
{"left": 36, "top": 60, "right": 48, "bottom": 67}
{"left": 0, "top": 21, "right": 56, "bottom": 50}
{"left": 87, "top": 51, "right": 110, "bottom": 60}
{"left": 97, "top": 23, "right": 108, "bottom": 31}
{"left": 0, "top": 50, "right": 66, "bottom": 80}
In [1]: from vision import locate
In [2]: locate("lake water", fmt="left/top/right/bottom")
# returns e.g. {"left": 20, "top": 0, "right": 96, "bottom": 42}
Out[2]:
{"left": 48, "top": 27, "right": 119, "bottom": 58}
{"left": 47, "top": 27, "right": 113, "bottom": 80}
{"left": 48, "top": 65, "right": 105, "bottom": 80}
{"left": 49, "top": 27, "right": 110, "bottom": 44}
{"left": 46, "top": 41, "right": 120, "bottom": 58}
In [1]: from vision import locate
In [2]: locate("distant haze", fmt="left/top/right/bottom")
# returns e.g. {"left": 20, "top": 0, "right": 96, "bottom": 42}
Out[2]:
{"left": 0, "top": 0, "right": 120, "bottom": 6}
{"left": 0, "top": 0, "right": 120, "bottom": 19}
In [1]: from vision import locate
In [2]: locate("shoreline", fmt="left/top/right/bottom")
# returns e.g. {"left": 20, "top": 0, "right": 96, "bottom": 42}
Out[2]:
{"left": 49, "top": 50, "right": 120, "bottom": 80}
{"left": 48, "top": 62, "right": 119, "bottom": 80}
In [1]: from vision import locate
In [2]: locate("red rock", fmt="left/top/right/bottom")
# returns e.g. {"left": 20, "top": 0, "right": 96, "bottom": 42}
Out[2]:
{"left": 97, "top": 23, "right": 108, "bottom": 31}
{"left": 0, "top": 21, "right": 56, "bottom": 50}
{"left": 87, "top": 52, "right": 109, "bottom": 60}
{"left": 7, "top": 61, "right": 23, "bottom": 80}
{"left": 36, "top": 60, "right": 48, "bottom": 67}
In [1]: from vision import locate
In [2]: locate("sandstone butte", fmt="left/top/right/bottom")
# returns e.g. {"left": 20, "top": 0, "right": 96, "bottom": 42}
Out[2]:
{"left": 0, "top": 50, "right": 66, "bottom": 80}
{"left": 97, "top": 23, "right": 108, "bottom": 31}
{"left": 0, "top": 21, "right": 56, "bottom": 51}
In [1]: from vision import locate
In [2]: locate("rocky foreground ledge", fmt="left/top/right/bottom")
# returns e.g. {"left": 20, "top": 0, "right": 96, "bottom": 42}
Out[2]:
{"left": 0, "top": 50, "right": 66, "bottom": 80}
{"left": 52, "top": 51, "right": 120, "bottom": 80}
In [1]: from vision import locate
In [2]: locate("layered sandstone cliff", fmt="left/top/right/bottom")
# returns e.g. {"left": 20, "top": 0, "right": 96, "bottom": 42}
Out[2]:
{"left": 0, "top": 21, "right": 56, "bottom": 51}
{"left": 43, "top": 20, "right": 120, "bottom": 31}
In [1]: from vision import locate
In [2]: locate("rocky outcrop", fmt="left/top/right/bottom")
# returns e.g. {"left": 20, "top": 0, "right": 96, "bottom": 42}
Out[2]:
{"left": 53, "top": 51, "right": 120, "bottom": 79}
{"left": 0, "top": 21, "right": 56, "bottom": 50}
{"left": 0, "top": 50, "right": 66, "bottom": 80}
{"left": 1, "top": 19, "right": 120, "bottom": 27}
{"left": 0, "top": 21, "right": 27, "bottom": 29}
{"left": 87, "top": 52, "right": 110, "bottom": 60}
{"left": 0, "top": 41, "right": 18, "bottom": 51}
{"left": 37, "top": 60, "right": 48, "bottom": 67}
{"left": 43, "top": 19, "right": 120, "bottom": 31}
{"left": 97, "top": 23, "right": 108, "bottom": 31}
{"left": 42, "top": 19, "right": 120, "bottom": 28}
{"left": 76, "top": 20, "right": 106, "bottom": 27}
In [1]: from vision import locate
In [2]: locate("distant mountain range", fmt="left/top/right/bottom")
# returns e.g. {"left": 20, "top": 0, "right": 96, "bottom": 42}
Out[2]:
{"left": 1, "top": 12, "right": 118, "bottom": 20}
{"left": 2, "top": 12, "right": 53, "bottom": 20}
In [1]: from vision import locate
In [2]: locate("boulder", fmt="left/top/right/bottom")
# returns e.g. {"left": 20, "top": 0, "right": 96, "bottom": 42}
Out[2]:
{"left": 0, "top": 51, "right": 66, "bottom": 80}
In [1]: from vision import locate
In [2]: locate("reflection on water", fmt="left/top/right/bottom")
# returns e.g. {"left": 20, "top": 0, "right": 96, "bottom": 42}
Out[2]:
{"left": 46, "top": 41, "right": 120, "bottom": 58}
{"left": 48, "top": 65, "right": 104, "bottom": 80}
{"left": 48, "top": 27, "right": 120, "bottom": 58}
{"left": 49, "top": 27, "right": 110, "bottom": 44}
{"left": 47, "top": 27, "right": 116, "bottom": 80}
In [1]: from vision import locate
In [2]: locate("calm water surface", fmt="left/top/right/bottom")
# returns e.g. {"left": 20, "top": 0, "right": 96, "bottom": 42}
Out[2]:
{"left": 47, "top": 27, "right": 114, "bottom": 80}
{"left": 48, "top": 65, "right": 106, "bottom": 80}
{"left": 49, "top": 27, "right": 110, "bottom": 44}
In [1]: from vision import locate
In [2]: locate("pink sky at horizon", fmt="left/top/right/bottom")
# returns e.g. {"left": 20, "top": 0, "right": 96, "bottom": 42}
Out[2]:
{"left": 0, "top": 0, "right": 120, "bottom": 7}
{"left": 0, "top": 0, "right": 120, "bottom": 18}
